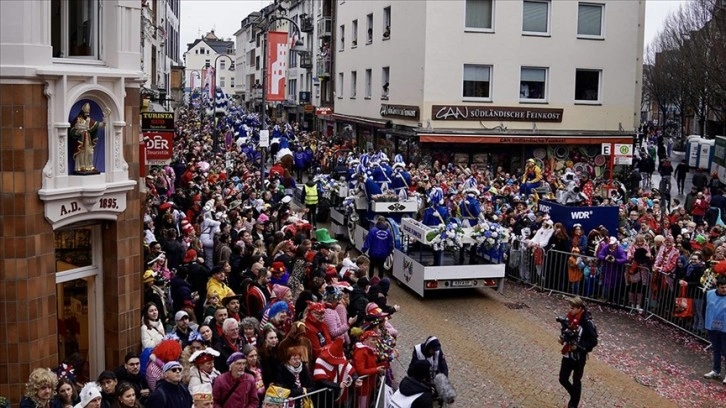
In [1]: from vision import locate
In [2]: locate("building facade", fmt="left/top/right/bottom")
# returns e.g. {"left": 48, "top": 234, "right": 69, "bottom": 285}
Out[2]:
{"left": 183, "top": 31, "right": 236, "bottom": 98}
{"left": 0, "top": 0, "right": 143, "bottom": 401}
{"left": 235, "top": 0, "right": 330, "bottom": 132}
{"left": 141, "top": 0, "right": 181, "bottom": 106}
{"left": 334, "top": 0, "right": 645, "bottom": 170}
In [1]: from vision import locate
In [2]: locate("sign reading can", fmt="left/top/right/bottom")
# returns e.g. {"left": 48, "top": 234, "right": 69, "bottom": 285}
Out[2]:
{"left": 141, "top": 112, "right": 174, "bottom": 131}
{"left": 380, "top": 104, "right": 420, "bottom": 120}
{"left": 432, "top": 105, "right": 563, "bottom": 122}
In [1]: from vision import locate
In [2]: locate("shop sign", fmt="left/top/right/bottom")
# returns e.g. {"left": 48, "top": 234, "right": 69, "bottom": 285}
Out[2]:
{"left": 144, "top": 132, "right": 174, "bottom": 163}
{"left": 46, "top": 191, "right": 128, "bottom": 224}
{"left": 141, "top": 112, "right": 174, "bottom": 131}
{"left": 431, "top": 105, "right": 563, "bottom": 122}
{"left": 316, "top": 107, "right": 333, "bottom": 116}
{"left": 304, "top": 104, "right": 314, "bottom": 113}
{"left": 380, "top": 104, "right": 420, "bottom": 120}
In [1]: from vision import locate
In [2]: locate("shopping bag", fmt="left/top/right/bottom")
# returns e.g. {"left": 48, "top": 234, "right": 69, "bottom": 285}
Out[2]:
{"left": 673, "top": 285, "right": 693, "bottom": 318}
{"left": 302, "top": 396, "right": 314, "bottom": 408}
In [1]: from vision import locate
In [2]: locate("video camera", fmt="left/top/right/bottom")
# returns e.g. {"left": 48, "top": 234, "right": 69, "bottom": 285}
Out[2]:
{"left": 556, "top": 316, "right": 578, "bottom": 344}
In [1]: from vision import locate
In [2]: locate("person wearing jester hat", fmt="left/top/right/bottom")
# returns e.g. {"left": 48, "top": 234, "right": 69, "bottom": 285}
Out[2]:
{"left": 520, "top": 158, "right": 543, "bottom": 196}
{"left": 422, "top": 188, "right": 450, "bottom": 266}
{"left": 369, "top": 159, "right": 392, "bottom": 192}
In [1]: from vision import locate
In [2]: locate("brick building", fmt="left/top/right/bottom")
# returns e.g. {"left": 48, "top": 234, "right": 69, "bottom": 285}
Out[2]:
{"left": 1, "top": 0, "right": 144, "bottom": 401}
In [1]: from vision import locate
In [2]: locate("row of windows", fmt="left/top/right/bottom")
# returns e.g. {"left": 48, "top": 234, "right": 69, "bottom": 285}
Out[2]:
{"left": 337, "top": 67, "right": 390, "bottom": 99}
{"left": 463, "top": 64, "right": 602, "bottom": 103}
{"left": 339, "top": 6, "right": 391, "bottom": 50}
{"left": 466, "top": 0, "right": 605, "bottom": 38}
{"left": 335, "top": 65, "right": 601, "bottom": 103}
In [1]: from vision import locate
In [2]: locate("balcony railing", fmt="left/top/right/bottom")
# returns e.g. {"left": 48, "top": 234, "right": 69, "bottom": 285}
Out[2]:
{"left": 316, "top": 55, "right": 331, "bottom": 77}
{"left": 317, "top": 17, "right": 332, "bottom": 38}
{"left": 300, "top": 16, "right": 314, "bottom": 33}
{"left": 300, "top": 52, "right": 313, "bottom": 69}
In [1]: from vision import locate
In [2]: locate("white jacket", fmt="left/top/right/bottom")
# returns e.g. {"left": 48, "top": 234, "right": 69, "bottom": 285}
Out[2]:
{"left": 141, "top": 320, "right": 165, "bottom": 349}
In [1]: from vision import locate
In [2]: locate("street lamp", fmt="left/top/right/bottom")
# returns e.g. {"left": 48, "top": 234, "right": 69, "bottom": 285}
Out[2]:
{"left": 259, "top": 15, "right": 307, "bottom": 167}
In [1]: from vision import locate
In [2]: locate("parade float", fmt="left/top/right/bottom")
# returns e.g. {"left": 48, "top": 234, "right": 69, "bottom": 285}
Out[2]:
{"left": 393, "top": 217, "right": 507, "bottom": 297}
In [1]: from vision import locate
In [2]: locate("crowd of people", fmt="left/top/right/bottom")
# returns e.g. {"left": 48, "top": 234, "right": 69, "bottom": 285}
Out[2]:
{"left": 19, "top": 103, "right": 457, "bottom": 408}
{"left": 17, "top": 103, "right": 726, "bottom": 407}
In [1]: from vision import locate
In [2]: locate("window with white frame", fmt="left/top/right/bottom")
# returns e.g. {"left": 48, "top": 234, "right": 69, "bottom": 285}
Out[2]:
{"left": 577, "top": 3, "right": 604, "bottom": 38}
{"left": 351, "top": 71, "right": 357, "bottom": 98}
{"left": 340, "top": 25, "right": 345, "bottom": 50}
{"left": 289, "top": 79, "right": 297, "bottom": 101}
{"left": 463, "top": 64, "right": 491, "bottom": 99}
{"left": 383, "top": 7, "right": 391, "bottom": 38}
{"left": 575, "top": 69, "right": 601, "bottom": 102}
{"left": 337, "top": 72, "right": 344, "bottom": 98}
{"left": 220, "top": 60, "right": 226, "bottom": 70}
{"left": 51, "top": 0, "right": 101, "bottom": 58}
{"left": 465, "top": 0, "right": 493, "bottom": 30}
{"left": 366, "top": 14, "right": 373, "bottom": 43}
{"left": 382, "top": 66, "right": 390, "bottom": 99}
{"left": 522, "top": 0, "right": 550, "bottom": 34}
{"left": 352, "top": 19, "right": 358, "bottom": 46}
{"left": 520, "top": 67, "right": 547, "bottom": 101}
{"left": 220, "top": 77, "right": 226, "bottom": 88}
{"left": 365, "top": 69, "right": 372, "bottom": 98}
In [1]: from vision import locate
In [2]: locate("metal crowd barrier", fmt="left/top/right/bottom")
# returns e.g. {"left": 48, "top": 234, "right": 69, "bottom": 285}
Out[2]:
{"left": 277, "top": 374, "right": 388, "bottom": 408}
{"left": 506, "top": 241, "right": 709, "bottom": 344}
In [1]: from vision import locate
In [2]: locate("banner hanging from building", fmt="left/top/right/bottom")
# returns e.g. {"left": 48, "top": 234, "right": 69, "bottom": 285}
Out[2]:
{"left": 266, "top": 31, "right": 289, "bottom": 102}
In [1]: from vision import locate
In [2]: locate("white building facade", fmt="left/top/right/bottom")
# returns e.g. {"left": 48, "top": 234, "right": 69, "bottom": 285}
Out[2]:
{"left": 334, "top": 0, "right": 645, "bottom": 168}
{"left": 140, "top": 0, "right": 181, "bottom": 102}
{"left": 183, "top": 31, "right": 236, "bottom": 98}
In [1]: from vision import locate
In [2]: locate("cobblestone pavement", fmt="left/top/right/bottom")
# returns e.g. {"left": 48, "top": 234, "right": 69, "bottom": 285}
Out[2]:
{"left": 385, "top": 279, "right": 726, "bottom": 408}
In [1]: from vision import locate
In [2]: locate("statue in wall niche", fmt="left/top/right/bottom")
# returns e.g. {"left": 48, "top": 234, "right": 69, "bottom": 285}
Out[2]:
{"left": 69, "top": 101, "right": 110, "bottom": 174}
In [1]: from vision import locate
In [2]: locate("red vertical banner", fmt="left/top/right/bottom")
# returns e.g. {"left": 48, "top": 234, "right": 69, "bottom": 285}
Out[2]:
{"left": 266, "top": 31, "right": 289, "bottom": 102}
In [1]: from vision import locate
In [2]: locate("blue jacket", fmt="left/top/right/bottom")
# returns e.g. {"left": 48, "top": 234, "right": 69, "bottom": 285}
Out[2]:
{"left": 146, "top": 380, "right": 193, "bottom": 408}
{"left": 705, "top": 289, "right": 726, "bottom": 332}
{"left": 362, "top": 223, "right": 394, "bottom": 259}
{"left": 293, "top": 151, "right": 308, "bottom": 169}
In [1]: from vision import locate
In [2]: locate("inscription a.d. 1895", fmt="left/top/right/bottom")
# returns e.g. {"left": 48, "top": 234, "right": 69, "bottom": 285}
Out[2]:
{"left": 432, "top": 105, "right": 564, "bottom": 122}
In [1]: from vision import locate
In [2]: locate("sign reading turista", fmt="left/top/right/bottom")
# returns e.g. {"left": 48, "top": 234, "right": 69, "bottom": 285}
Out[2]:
{"left": 141, "top": 112, "right": 175, "bottom": 131}
{"left": 380, "top": 104, "right": 420, "bottom": 120}
{"left": 432, "top": 105, "right": 564, "bottom": 122}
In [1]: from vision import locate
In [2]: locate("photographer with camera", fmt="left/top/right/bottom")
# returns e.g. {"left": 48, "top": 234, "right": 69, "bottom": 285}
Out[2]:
{"left": 557, "top": 296, "right": 598, "bottom": 408}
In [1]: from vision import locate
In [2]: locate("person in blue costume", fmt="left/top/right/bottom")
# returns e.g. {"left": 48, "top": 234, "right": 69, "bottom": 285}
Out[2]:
{"left": 390, "top": 162, "right": 411, "bottom": 199}
{"left": 370, "top": 160, "right": 392, "bottom": 191}
{"left": 422, "top": 187, "right": 449, "bottom": 266}
{"left": 460, "top": 188, "right": 482, "bottom": 227}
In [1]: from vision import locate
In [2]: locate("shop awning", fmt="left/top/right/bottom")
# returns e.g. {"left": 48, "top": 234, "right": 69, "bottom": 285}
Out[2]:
{"left": 418, "top": 133, "right": 633, "bottom": 145}
{"left": 332, "top": 113, "right": 389, "bottom": 128}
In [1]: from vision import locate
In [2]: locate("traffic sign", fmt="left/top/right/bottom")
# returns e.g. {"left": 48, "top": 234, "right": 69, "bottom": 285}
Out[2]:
{"left": 601, "top": 143, "right": 611, "bottom": 155}
{"left": 614, "top": 144, "right": 632, "bottom": 156}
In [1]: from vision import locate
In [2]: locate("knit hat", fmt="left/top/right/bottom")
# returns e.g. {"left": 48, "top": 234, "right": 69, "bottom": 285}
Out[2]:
{"left": 270, "top": 261, "right": 286, "bottom": 274}
{"left": 162, "top": 361, "right": 182, "bottom": 373}
{"left": 272, "top": 284, "right": 291, "bottom": 300}
{"left": 74, "top": 382, "right": 102, "bottom": 408}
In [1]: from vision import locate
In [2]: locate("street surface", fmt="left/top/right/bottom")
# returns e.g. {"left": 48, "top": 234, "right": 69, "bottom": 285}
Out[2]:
{"left": 384, "top": 280, "right": 725, "bottom": 407}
